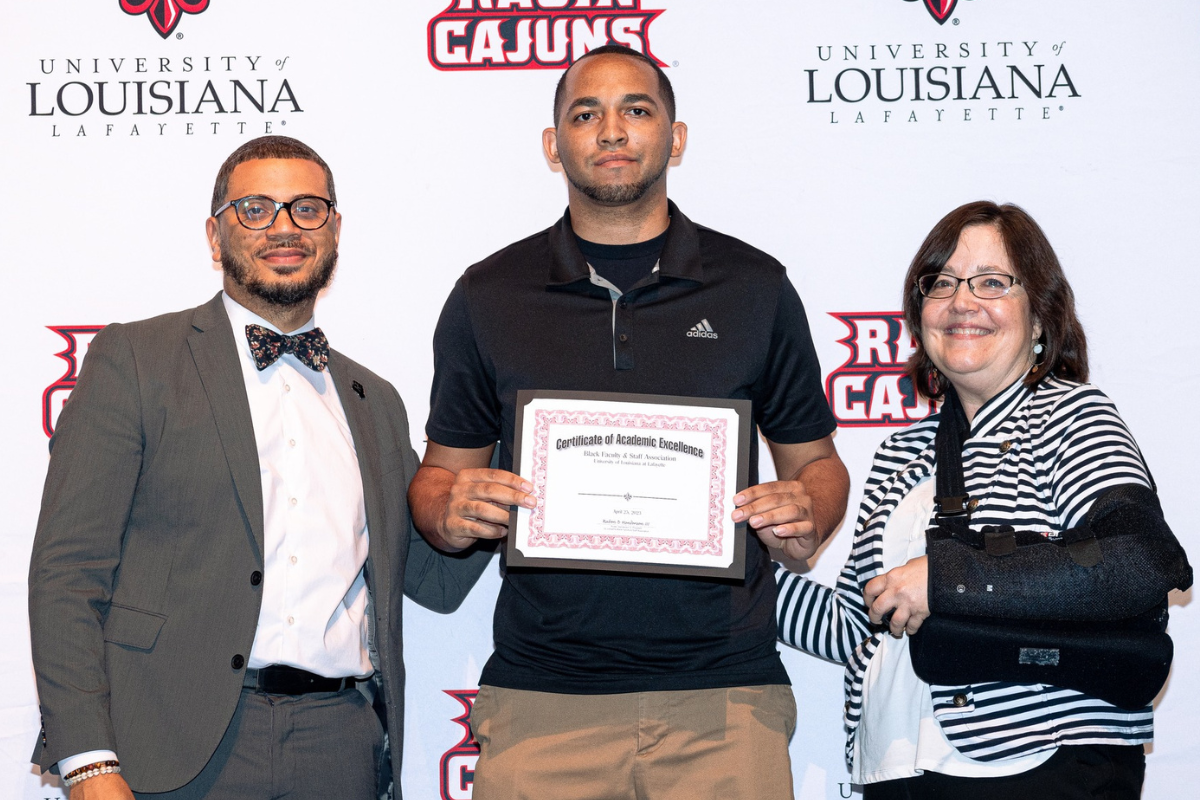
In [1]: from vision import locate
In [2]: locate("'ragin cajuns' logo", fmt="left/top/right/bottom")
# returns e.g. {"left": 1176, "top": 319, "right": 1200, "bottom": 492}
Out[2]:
{"left": 440, "top": 690, "right": 480, "bottom": 800}
{"left": 904, "top": 0, "right": 958, "bottom": 25}
{"left": 121, "top": 0, "right": 210, "bottom": 39}
{"left": 43, "top": 326, "right": 104, "bottom": 437}
{"left": 825, "top": 312, "right": 936, "bottom": 427}
{"left": 428, "top": 1, "right": 665, "bottom": 71}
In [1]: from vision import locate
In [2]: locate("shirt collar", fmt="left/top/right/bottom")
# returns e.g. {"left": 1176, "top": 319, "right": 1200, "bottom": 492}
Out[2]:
{"left": 968, "top": 373, "right": 1035, "bottom": 439}
{"left": 221, "top": 291, "right": 317, "bottom": 365}
{"left": 546, "top": 199, "right": 704, "bottom": 287}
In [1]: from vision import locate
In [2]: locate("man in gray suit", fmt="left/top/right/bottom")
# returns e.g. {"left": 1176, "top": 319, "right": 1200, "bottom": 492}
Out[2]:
{"left": 28, "top": 136, "right": 487, "bottom": 800}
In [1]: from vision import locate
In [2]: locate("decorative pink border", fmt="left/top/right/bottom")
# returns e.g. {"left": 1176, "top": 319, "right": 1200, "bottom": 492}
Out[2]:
{"left": 526, "top": 409, "right": 729, "bottom": 557}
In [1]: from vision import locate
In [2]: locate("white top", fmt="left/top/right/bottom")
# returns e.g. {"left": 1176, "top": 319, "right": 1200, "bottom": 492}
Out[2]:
{"left": 853, "top": 476, "right": 1053, "bottom": 784}
{"left": 222, "top": 293, "right": 372, "bottom": 679}
{"left": 60, "top": 294, "right": 371, "bottom": 778}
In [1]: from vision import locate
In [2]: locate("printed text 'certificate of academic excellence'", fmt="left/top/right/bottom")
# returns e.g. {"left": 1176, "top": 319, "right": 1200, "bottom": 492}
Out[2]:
{"left": 507, "top": 391, "right": 751, "bottom": 579}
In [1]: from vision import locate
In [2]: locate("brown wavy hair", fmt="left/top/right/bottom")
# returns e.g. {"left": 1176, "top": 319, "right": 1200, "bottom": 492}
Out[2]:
{"left": 903, "top": 201, "right": 1088, "bottom": 399}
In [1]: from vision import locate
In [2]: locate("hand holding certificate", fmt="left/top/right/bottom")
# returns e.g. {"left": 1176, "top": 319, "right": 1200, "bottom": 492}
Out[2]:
{"left": 507, "top": 391, "right": 752, "bottom": 579}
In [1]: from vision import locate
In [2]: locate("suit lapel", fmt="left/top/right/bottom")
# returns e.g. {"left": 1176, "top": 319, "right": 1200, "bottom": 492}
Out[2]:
{"left": 188, "top": 293, "right": 266, "bottom": 557}
{"left": 330, "top": 350, "right": 391, "bottom": 582}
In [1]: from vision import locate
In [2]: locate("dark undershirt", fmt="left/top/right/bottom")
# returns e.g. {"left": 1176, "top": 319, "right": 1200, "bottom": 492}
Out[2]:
{"left": 575, "top": 229, "right": 668, "bottom": 294}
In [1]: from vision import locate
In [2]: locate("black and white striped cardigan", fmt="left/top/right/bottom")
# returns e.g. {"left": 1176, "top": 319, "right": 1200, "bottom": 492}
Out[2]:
{"left": 777, "top": 375, "right": 1156, "bottom": 766}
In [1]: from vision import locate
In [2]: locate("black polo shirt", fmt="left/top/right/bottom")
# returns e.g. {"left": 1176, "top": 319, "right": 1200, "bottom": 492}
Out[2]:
{"left": 427, "top": 201, "right": 836, "bottom": 694}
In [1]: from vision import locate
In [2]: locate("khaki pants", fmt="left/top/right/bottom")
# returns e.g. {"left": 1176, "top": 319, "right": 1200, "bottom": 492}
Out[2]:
{"left": 469, "top": 684, "right": 796, "bottom": 800}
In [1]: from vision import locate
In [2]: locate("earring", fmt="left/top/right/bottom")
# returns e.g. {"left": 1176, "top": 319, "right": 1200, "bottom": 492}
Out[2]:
{"left": 1031, "top": 340, "right": 1045, "bottom": 373}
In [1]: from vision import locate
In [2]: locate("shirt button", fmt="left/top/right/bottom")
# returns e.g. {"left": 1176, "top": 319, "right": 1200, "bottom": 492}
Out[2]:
{"left": 289, "top": 497, "right": 298, "bottom": 506}
{"left": 952, "top": 694, "right": 968, "bottom": 708}
{"left": 289, "top": 439, "right": 296, "bottom": 447}
{"left": 290, "top": 555, "right": 298, "bottom": 565}
{"left": 287, "top": 616, "right": 295, "bottom": 626}
{"left": 284, "top": 384, "right": 291, "bottom": 393}
{"left": 250, "top": 571, "right": 263, "bottom": 586}
{"left": 231, "top": 654, "right": 245, "bottom": 670}
{"left": 957, "top": 584, "right": 966, "bottom": 594}
{"left": 999, "top": 440, "right": 1012, "bottom": 453}
{"left": 618, "top": 299, "right": 628, "bottom": 308}
{"left": 618, "top": 334, "right": 628, "bottom": 343}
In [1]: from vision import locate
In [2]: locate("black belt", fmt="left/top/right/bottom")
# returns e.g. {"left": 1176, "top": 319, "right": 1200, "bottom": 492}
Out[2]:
{"left": 243, "top": 665, "right": 360, "bottom": 695}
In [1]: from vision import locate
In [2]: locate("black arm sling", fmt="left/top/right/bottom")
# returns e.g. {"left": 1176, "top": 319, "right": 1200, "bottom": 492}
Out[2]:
{"left": 907, "top": 385, "right": 1192, "bottom": 710}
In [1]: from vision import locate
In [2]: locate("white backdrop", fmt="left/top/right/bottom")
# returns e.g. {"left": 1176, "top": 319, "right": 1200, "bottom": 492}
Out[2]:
{"left": 2, "top": 2, "right": 1196, "bottom": 798}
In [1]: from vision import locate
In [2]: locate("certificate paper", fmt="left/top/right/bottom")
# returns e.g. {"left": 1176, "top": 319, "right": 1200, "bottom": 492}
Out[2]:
{"left": 507, "top": 391, "right": 751, "bottom": 579}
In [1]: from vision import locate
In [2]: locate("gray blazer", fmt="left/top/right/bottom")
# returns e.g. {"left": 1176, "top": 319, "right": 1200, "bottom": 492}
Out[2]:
{"left": 28, "top": 293, "right": 489, "bottom": 795}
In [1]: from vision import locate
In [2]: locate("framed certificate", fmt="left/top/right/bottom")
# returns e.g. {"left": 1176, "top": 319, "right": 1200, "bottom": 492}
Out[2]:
{"left": 506, "top": 390, "right": 752, "bottom": 579}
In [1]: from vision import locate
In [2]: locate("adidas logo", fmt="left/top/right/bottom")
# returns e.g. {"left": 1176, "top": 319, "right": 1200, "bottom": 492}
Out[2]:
{"left": 687, "top": 319, "right": 719, "bottom": 339}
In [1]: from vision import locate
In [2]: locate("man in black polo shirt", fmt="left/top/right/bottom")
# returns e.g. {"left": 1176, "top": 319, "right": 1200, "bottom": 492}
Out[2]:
{"left": 409, "top": 46, "right": 849, "bottom": 800}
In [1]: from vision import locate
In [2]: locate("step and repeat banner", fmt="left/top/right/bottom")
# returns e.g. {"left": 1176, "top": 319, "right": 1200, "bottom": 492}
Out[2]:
{"left": 2, "top": 2, "right": 1196, "bottom": 798}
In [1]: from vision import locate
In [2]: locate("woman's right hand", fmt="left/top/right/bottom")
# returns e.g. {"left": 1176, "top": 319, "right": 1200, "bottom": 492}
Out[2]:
{"left": 864, "top": 555, "right": 930, "bottom": 637}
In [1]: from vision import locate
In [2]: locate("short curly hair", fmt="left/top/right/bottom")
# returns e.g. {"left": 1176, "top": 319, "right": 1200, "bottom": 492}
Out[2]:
{"left": 210, "top": 135, "right": 336, "bottom": 215}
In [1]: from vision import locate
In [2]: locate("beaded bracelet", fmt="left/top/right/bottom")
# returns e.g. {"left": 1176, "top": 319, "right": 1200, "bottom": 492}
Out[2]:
{"left": 62, "top": 760, "right": 121, "bottom": 788}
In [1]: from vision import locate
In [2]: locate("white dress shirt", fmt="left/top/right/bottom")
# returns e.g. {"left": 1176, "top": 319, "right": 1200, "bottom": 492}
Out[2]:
{"left": 223, "top": 294, "right": 373, "bottom": 679}
{"left": 59, "top": 294, "right": 372, "bottom": 778}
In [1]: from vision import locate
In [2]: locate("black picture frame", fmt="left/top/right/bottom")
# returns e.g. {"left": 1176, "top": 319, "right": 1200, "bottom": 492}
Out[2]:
{"left": 506, "top": 390, "right": 752, "bottom": 580}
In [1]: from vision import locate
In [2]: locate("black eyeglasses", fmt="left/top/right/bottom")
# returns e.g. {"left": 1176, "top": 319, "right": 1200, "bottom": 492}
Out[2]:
{"left": 214, "top": 195, "right": 335, "bottom": 231}
{"left": 918, "top": 272, "right": 1020, "bottom": 300}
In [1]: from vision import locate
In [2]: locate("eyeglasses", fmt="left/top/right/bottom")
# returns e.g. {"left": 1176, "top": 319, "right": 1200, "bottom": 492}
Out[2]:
{"left": 214, "top": 195, "right": 335, "bottom": 231}
{"left": 917, "top": 272, "right": 1020, "bottom": 300}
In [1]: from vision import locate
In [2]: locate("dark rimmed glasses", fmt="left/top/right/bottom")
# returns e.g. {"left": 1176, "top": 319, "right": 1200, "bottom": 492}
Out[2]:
{"left": 214, "top": 195, "right": 335, "bottom": 231}
{"left": 918, "top": 272, "right": 1020, "bottom": 300}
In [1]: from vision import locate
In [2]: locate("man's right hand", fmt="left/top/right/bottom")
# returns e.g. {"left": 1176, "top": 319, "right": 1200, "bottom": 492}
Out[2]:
{"left": 409, "top": 443, "right": 537, "bottom": 552}
{"left": 435, "top": 467, "right": 537, "bottom": 550}
{"left": 70, "top": 773, "right": 134, "bottom": 800}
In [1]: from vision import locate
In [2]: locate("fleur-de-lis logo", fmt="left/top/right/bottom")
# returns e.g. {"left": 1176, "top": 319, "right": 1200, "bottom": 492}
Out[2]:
{"left": 120, "top": 0, "right": 210, "bottom": 39}
{"left": 43, "top": 326, "right": 103, "bottom": 438}
{"left": 921, "top": 0, "right": 958, "bottom": 24}
{"left": 440, "top": 690, "right": 479, "bottom": 800}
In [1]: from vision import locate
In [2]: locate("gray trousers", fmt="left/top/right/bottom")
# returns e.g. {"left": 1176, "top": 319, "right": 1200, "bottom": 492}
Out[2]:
{"left": 134, "top": 687, "right": 384, "bottom": 800}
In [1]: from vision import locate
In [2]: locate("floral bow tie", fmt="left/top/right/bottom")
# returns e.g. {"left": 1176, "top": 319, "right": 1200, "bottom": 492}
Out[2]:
{"left": 245, "top": 324, "right": 329, "bottom": 372}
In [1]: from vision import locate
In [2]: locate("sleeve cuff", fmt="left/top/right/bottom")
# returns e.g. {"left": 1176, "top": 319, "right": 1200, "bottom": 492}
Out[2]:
{"left": 58, "top": 750, "right": 118, "bottom": 779}
{"left": 424, "top": 426, "right": 500, "bottom": 451}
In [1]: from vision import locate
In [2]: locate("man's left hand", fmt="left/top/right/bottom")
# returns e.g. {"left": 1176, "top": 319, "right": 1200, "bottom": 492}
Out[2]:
{"left": 733, "top": 480, "right": 821, "bottom": 561}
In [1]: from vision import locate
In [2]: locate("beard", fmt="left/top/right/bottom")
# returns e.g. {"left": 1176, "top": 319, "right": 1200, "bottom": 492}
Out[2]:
{"left": 221, "top": 235, "right": 338, "bottom": 307}
{"left": 564, "top": 152, "right": 670, "bottom": 205}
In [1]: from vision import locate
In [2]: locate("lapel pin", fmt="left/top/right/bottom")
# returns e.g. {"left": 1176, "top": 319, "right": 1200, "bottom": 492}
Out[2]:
{"left": 352, "top": 381, "right": 365, "bottom": 399}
